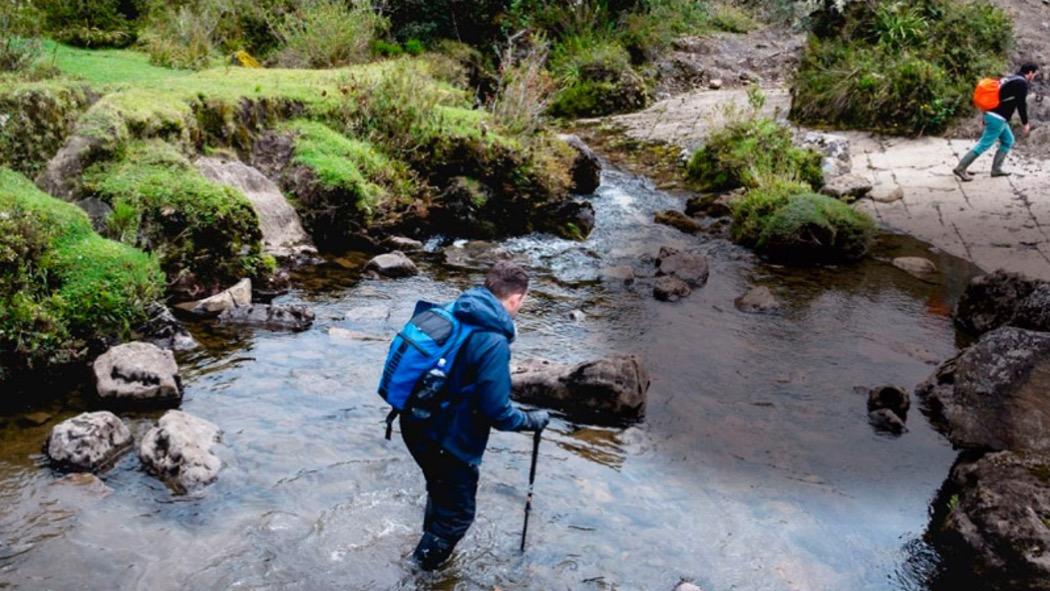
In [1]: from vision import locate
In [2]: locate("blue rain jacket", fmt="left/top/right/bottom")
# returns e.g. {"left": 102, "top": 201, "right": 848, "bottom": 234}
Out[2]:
{"left": 412, "top": 286, "right": 529, "bottom": 466}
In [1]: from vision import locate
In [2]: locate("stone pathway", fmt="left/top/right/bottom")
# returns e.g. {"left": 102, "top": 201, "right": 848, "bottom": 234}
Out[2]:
{"left": 608, "top": 88, "right": 1050, "bottom": 280}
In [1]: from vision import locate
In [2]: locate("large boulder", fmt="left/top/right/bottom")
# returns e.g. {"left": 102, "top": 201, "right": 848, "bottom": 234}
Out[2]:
{"left": 917, "top": 327, "right": 1050, "bottom": 452}
{"left": 365, "top": 251, "right": 419, "bottom": 278}
{"left": 218, "top": 304, "right": 315, "bottom": 331}
{"left": 655, "top": 210, "right": 703, "bottom": 234}
{"left": 46, "top": 411, "right": 132, "bottom": 472}
{"left": 139, "top": 410, "right": 223, "bottom": 493}
{"left": 535, "top": 199, "right": 596, "bottom": 240}
{"left": 141, "top": 303, "right": 197, "bottom": 351}
{"left": 511, "top": 355, "right": 650, "bottom": 424}
{"left": 92, "top": 342, "right": 182, "bottom": 407}
{"left": 930, "top": 451, "right": 1050, "bottom": 591}
{"left": 177, "top": 278, "right": 252, "bottom": 316}
{"left": 557, "top": 134, "right": 602, "bottom": 195}
{"left": 955, "top": 271, "right": 1050, "bottom": 335}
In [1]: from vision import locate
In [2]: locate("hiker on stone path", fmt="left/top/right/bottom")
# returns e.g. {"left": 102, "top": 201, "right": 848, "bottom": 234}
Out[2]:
{"left": 954, "top": 62, "right": 1040, "bottom": 181}
{"left": 377, "top": 261, "right": 549, "bottom": 571}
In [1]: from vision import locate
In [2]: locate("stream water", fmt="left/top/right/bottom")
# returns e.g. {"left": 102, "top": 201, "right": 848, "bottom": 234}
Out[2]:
{"left": 0, "top": 163, "right": 979, "bottom": 590}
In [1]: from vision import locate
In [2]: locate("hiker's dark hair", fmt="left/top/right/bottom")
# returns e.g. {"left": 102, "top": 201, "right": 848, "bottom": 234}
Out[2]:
{"left": 485, "top": 261, "right": 529, "bottom": 299}
{"left": 1019, "top": 62, "right": 1040, "bottom": 76}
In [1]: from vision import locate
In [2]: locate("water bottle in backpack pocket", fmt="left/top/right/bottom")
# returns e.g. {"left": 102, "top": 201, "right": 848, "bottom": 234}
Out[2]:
{"left": 377, "top": 301, "right": 476, "bottom": 439}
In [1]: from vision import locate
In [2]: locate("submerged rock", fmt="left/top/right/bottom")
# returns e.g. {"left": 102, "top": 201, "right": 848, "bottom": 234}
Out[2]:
{"left": 365, "top": 251, "right": 419, "bottom": 278}
{"left": 685, "top": 193, "right": 738, "bottom": 218}
{"left": 178, "top": 278, "right": 252, "bottom": 316}
{"left": 558, "top": 134, "right": 602, "bottom": 195}
{"left": 867, "top": 385, "right": 910, "bottom": 420}
{"left": 930, "top": 451, "right": 1050, "bottom": 590}
{"left": 511, "top": 355, "right": 650, "bottom": 424}
{"left": 218, "top": 304, "right": 314, "bottom": 331}
{"left": 655, "top": 210, "right": 703, "bottom": 234}
{"left": 381, "top": 236, "right": 424, "bottom": 252}
{"left": 892, "top": 256, "right": 937, "bottom": 278}
{"left": 868, "top": 408, "right": 907, "bottom": 435}
{"left": 654, "top": 275, "right": 692, "bottom": 302}
{"left": 46, "top": 411, "right": 132, "bottom": 472}
{"left": 735, "top": 286, "right": 781, "bottom": 313}
{"left": 917, "top": 327, "right": 1050, "bottom": 452}
{"left": 656, "top": 247, "right": 710, "bottom": 287}
{"left": 93, "top": 342, "right": 182, "bottom": 407}
{"left": 536, "top": 199, "right": 596, "bottom": 240}
{"left": 955, "top": 270, "right": 1050, "bottom": 335}
{"left": 140, "top": 410, "right": 223, "bottom": 493}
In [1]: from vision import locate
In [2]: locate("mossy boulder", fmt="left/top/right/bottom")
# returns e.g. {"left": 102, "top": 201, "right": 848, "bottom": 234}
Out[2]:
{"left": 731, "top": 180, "right": 875, "bottom": 262}
{"left": 83, "top": 141, "right": 271, "bottom": 298}
{"left": 0, "top": 78, "right": 94, "bottom": 179}
{"left": 0, "top": 168, "right": 163, "bottom": 382}
{"left": 687, "top": 118, "right": 824, "bottom": 193}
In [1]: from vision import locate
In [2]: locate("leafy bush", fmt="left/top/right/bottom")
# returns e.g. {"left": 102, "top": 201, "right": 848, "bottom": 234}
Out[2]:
{"left": 710, "top": 3, "right": 758, "bottom": 34}
{"left": 0, "top": 168, "right": 162, "bottom": 377}
{"left": 39, "top": 0, "right": 140, "bottom": 48}
{"left": 0, "top": 3, "right": 44, "bottom": 72}
{"left": 792, "top": 0, "right": 1012, "bottom": 135}
{"left": 84, "top": 140, "right": 270, "bottom": 296}
{"left": 273, "top": 0, "right": 386, "bottom": 68}
{"left": 687, "top": 117, "right": 824, "bottom": 192}
{"left": 140, "top": 5, "right": 216, "bottom": 70}
{"left": 490, "top": 37, "right": 556, "bottom": 135}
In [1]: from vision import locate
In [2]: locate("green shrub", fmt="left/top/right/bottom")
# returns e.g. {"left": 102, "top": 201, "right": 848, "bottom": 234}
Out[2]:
{"left": 792, "top": 0, "right": 1012, "bottom": 135}
{"left": 140, "top": 5, "right": 216, "bottom": 70}
{"left": 39, "top": 0, "right": 140, "bottom": 48}
{"left": 687, "top": 117, "right": 823, "bottom": 192}
{"left": 547, "top": 35, "right": 648, "bottom": 117}
{"left": 0, "top": 167, "right": 162, "bottom": 377}
{"left": 755, "top": 192, "right": 876, "bottom": 261}
{"left": 730, "top": 178, "right": 809, "bottom": 245}
{"left": 273, "top": 0, "right": 386, "bottom": 68}
{"left": 490, "top": 39, "right": 556, "bottom": 135}
{"left": 711, "top": 3, "right": 758, "bottom": 33}
{"left": 83, "top": 140, "right": 269, "bottom": 295}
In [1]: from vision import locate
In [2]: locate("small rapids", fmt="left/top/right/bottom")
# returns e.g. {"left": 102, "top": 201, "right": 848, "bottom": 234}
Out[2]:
{"left": 0, "top": 164, "right": 978, "bottom": 590}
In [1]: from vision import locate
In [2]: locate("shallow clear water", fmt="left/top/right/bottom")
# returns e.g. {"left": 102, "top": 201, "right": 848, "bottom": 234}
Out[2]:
{"left": 0, "top": 166, "right": 978, "bottom": 590}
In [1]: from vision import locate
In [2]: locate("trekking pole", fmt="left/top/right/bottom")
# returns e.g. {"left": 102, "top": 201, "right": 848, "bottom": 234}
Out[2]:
{"left": 520, "top": 429, "right": 542, "bottom": 553}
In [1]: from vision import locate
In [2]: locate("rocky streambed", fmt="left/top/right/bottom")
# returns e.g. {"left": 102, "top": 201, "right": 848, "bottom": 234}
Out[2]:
{"left": 0, "top": 151, "right": 996, "bottom": 589}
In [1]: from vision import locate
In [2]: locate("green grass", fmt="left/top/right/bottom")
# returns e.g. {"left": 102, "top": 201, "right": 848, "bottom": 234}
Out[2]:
{"left": 39, "top": 39, "right": 196, "bottom": 87}
{"left": 0, "top": 167, "right": 163, "bottom": 376}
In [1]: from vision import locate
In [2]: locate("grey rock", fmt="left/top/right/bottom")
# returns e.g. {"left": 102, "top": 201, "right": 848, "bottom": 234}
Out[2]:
{"left": 893, "top": 256, "right": 937, "bottom": 278}
{"left": 139, "top": 410, "right": 222, "bottom": 493}
{"left": 708, "top": 78, "right": 723, "bottom": 90}
{"left": 674, "top": 584, "right": 704, "bottom": 591}
{"left": 655, "top": 210, "right": 703, "bottom": 234}
{"left": 46, "top": 411, "right": 132, "bottom": 472}
{"left": 177, "top": 278, "right": 252, "bottom": 316}
{"left": 820, "top": 174, "right": 873, "bottom": 200}
{"left": 74, "top": 197, "right": 113, "bottom": 232}
{"left": 868, "top": 408, "right": 907, "bottom": 434}
{"left": 871, "top": 186, "right": 904, "bottom": 203}
{"left": 93, "top": 342, "right": 181, "bottom": 407}
{"left": 558, "top": 134, "right": 602, "bottom": 195}
{"left": 218, "top": 304, "right": 314, "bottom": 331}
{"left": 798, "top": 131, "right": 851, "bottom": 177}
{"left": 917, "top": 327, "right": 1050, "bottom": 452}
{"left": 141, "top": 303, "right": 197, "bottom": 351}
{"left": 955, "top": 270, "right": 1050, "bottom": 335}
{"left": 686, "top": 193, "right": 739, "bottom": 218}
{"left": 382, "top": 236, "right": 424, "bottom": 252}
{"left": 38, "top": 134, "right": 108, "bottom": 201}
{"left": 735, "top": 286, "right": 781, "bottom": 313}
{"left": 654, "top": 275, "right": 692, "bottom": 302}
{"left": 656, "top": 247, "right": 710, "bottom": 287}
{"left": 600, "top": 265, "right": 636, "bottom": 285}
{"left": 930, "top": 451, "right": 1050, "bottom": 590}
{"left": 511, "top": 355, "right": 650, "bottom": 424}
{"left": 365, "top": 251, "right": 419, "bottom": 278}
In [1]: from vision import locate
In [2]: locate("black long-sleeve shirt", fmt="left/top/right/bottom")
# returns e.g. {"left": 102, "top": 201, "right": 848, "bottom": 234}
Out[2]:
{"left": 993, "top": 75, "right": 1029, "bottom": 125}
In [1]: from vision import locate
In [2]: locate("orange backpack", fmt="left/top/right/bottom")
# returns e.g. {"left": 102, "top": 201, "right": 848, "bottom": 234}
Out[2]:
{"left": 973, "top": 78, "right": 1001, "bottom": 111}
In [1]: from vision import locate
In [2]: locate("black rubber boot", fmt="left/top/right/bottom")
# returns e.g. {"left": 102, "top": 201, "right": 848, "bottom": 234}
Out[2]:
{"left": 412, "top": 532, "right": 455, "bottom": 571}
{"left": 953, "top": 151, "right": 978, "bottom": 182}
{"left": 991, "top": 149, "right": 1012, "bottom": 177}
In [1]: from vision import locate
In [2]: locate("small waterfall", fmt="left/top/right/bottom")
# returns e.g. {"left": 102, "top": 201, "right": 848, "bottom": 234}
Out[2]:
{"left": 195, "top": 157, "right": 316, "bottom": 259}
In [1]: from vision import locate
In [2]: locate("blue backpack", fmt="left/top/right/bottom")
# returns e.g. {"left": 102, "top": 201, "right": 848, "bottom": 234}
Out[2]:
{"left": 377, "top": 300, "right": 478, "bottom": 439}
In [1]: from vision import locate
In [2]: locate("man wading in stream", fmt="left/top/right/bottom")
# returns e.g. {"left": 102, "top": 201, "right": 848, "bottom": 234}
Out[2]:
{"left": 954, "top": 62, "right": 1040, "bottom": 181}
{"left": 383, "top": 262, "right": 549, "bottom": 570}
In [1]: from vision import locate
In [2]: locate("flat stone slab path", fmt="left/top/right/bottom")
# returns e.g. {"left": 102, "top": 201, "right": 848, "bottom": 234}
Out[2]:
{"left": 609, "top": 88, "right": 1050, "bottom": 280}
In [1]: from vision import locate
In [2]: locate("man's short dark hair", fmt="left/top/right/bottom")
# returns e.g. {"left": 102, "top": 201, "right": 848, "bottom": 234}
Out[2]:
{"left": 1020, "top": 62, "right": 1040, "bottom": 76}
{"left": 485, "top": 261, "right": 529, "bottom": 299}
